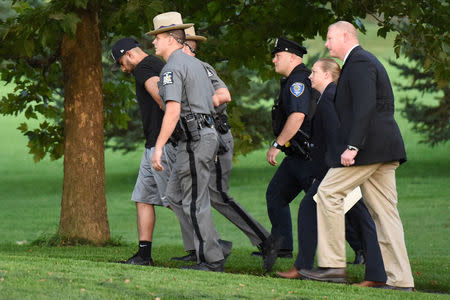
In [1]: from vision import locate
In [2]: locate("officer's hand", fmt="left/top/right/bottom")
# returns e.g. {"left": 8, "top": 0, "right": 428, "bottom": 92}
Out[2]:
{"left": 267, "top": 146, "right": 280, "bottom": 166}
{"left": 152, "top": 148, "right": 164, "bottom": 171}
{"left": 341, "top": 149, "right": 357, "bottom": 167}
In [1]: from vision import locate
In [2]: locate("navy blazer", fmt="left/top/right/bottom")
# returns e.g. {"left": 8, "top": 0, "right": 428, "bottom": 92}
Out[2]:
{"left": 310, "top": 82, "right": 340, "bottom": 180}
{"left": 326, "top": 46, "right": 407, "bottom": 167}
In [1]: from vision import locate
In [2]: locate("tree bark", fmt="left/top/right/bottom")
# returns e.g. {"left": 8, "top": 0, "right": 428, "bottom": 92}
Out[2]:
{"left": 59, "top": 7, "right": 110, "bottom": 245}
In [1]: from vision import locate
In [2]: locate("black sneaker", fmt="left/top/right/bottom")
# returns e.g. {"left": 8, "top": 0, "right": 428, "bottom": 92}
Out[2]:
{"left": 171, "top": 250, "right": 196, "bottom": 262}
{"left": 118, "top": 253, "right": 154, "bottom": 266}
{"left": 180, "top": 260, "right": 225, "bottom": 272}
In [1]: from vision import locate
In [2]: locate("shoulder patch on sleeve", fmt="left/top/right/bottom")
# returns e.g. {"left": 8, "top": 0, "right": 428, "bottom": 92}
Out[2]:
{"left": 162, "top": 71, "right": 173, "bottom": 85}
{"left": 290, "top": 82, "right": 305, "bottom": 97}
{"left": 205, "top": 67, "right": 214, "bottom": 78}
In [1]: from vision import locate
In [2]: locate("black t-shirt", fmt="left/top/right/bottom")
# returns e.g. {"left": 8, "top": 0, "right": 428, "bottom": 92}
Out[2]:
{"left": 133, "top": 55, "right": 165, "bottom": 148}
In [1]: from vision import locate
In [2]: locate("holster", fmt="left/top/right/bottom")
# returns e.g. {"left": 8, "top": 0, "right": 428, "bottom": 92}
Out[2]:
{"left": 178, "top": 113, "right": 215, "bottom": 142}
{"left": 283, "top": 139, "right": 311, "bottom": 160}
{"left": 217, "top": 133, "right": 229, "bottom": 155}
{"left": 213, "top": 113, "right": 231, "bottom": 134}
{"left": 170, "top": 120, "right": 187, "bottom": 143}
{"left": 283, "top": 130, "right": 311, "bottom": 160}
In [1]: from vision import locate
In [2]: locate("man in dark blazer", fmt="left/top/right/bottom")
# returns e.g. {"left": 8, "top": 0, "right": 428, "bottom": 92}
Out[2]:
{"left": 299, "top": 21, "right": 414, "bottom": 291}
{"left": 277, "top": 59, "right": 386, "bottom": 285}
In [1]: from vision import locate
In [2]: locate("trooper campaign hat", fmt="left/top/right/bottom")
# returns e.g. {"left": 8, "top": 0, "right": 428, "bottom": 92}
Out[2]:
{"left": 271, "top": 37, "right": 307, "bottom": 58}
{"left": 185, "top": 26, "right": 207, "bottom": 42}
{"left": 146, "top": 11, "right": 194, "bottom": 36}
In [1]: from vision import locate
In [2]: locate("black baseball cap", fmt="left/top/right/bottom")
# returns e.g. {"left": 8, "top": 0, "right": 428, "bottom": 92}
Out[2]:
{"left": 111, "top": 37, "right": 140, "bottom": 67}
{"left": 271, "top": 37, "right": 307, "bottom": 58}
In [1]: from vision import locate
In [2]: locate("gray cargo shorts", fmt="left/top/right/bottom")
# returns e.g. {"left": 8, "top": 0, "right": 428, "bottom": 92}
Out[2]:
{"left": 131, "top": 143, "right": 177, "bottom": 207}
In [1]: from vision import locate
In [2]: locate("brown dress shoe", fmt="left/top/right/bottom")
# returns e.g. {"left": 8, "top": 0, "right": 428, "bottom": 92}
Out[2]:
{"left": 353, "top": 280, "right": 386, "bottom": 288}
{"left": 277, "top": 267, "right": 302, "bottom": 279}
{"left": 299, "top": 267, "right": 346, "bottom": 283}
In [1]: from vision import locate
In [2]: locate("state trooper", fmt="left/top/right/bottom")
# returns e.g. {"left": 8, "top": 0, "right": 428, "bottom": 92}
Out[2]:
{"left": 169, "top": 26, "right": 273, "bottom": 267}
{"left": 263, "top": 37, "right": 315, "bottom": 271}
{"left": 148, "top": 12, "right": 227, "bottom": 272}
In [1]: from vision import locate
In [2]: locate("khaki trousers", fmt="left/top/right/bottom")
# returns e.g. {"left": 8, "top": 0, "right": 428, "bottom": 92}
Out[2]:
{"left": 316, "top": 162, "right": 414, "bottom": 287}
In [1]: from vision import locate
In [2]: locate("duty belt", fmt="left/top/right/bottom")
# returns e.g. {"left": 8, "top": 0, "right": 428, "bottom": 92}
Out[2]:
{"left": 183, "top": 113, "right": 214, "bottom": 129}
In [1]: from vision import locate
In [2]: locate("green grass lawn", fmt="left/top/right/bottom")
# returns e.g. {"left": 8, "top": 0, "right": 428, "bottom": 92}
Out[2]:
{"left": 1, "top": 21, "right": 449, "bottom": 299}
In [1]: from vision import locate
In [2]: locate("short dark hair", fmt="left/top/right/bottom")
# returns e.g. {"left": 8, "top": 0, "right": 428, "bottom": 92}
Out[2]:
{"left": 184, "top": 40, "right": 197, "bottom": 53}
{"left": 167, "top": 29, "right": 186, "bottom": 45}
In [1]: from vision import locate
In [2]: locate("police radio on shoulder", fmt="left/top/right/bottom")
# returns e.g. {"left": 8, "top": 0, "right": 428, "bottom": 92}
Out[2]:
{"left": 272, "top": 141, "right": 283, "bottom": 150}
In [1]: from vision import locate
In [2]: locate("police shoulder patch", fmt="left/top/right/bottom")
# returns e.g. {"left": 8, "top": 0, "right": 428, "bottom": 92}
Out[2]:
{"left": 206, "top": 67, "right": 214, "bottom": 78}
{"left": 290, "top": 82, "right": 305, "bottom": 97}
{"left": 162, "top": 71, "right": 173, "bottom": 85}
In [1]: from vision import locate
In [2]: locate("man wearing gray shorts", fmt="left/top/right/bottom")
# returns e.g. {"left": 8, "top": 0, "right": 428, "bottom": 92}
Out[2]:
{"left": 111, "top": 37, "right": 176, "bottom": 265}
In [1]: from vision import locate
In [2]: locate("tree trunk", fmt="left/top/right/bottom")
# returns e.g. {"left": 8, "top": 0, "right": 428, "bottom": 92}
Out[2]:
{"left": 59, "top": 8, "right": 110, "bottom": 245}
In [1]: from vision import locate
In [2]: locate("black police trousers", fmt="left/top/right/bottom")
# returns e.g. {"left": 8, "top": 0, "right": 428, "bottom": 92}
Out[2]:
{"left": 266, "top": 155, "right": 313, "bottom": 251}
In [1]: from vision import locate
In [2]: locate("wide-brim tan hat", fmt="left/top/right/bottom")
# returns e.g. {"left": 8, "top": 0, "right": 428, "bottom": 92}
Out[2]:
{"left": 146, "top": 11, "right": 193, "bottom": 35}
{"left": 185, "top": 26, "right": 207, "bottom": 41}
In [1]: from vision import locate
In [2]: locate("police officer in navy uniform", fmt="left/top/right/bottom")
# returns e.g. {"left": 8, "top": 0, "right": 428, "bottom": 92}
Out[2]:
{"left": 149, "top": 12, "right": 227, "bottom": 272}
{"left": 263, "top": 37, "right": 315, "bottom": 270}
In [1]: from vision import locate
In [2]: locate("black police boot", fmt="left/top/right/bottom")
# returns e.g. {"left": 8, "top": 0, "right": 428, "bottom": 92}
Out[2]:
{"left": 180, "top": 259, "right": 225, "bottom": 272}
{"left": 118, "top": 253, "right": 154, "bottom": 266}
{"left": 252, "top": 249, "right": 293, "bottom": 258}
{"left": 350, "top": 250, "right": 365, "bottom": 265}
{"left": 219, "top": 239, "right": 233, "bottom": 261}
{"left": 171, "top": 250, "right": 196, "bottom": 262}
{"left": 262, "top": 235, "right": 284, "bottom": 272}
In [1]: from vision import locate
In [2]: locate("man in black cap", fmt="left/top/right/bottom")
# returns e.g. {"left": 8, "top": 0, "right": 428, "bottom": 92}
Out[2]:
{"left": 111, "top": 37, "right": 177, "bottom": 266}
{"left": 261, "top": 37, "right": 315, "bottom": 271}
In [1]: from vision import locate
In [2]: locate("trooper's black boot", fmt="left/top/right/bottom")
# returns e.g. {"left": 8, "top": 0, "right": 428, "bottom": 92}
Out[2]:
{"left": 261, "top": 235, "right": 284, "bottom": 272}
{"left": 219, "top": 239, "right": 233, "bottom": 261}
{"left": 251, "top": 248, "right": 293, "bottom": 258}
{"left": 181, "top": 259, "right": 225, "bottom": 272}
{"left": 171, "top": 250, "right": 196, "bottom": 262}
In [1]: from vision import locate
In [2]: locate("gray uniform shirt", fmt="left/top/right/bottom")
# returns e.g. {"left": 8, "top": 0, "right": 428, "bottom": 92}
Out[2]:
{"left": 200, "top": 61, "right": 228, "bottom": 115}
{"left": 159, "top": 49, "right": 216, "bottom": 117}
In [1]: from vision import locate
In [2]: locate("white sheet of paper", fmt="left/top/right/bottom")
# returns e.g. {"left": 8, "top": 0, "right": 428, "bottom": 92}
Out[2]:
{"left": 313, "top": 186, "right": 362, "bottom": 213}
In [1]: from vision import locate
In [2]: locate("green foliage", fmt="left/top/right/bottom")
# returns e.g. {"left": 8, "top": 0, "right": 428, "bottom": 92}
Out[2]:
{"left": 390, "top": 54, "right": 449, "bottom": 146}
{"left": 1, "top": 0, "right": 448, "bottom": 161}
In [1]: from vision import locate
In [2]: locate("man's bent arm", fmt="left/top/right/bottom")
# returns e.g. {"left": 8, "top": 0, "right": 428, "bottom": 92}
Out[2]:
{"left": 155, "top": 101, "right": 180, "bottom": 150}
{"left": 276, "top": 112, "right": 305, "bottom": 145}
{"left": 212, "top": 87, "right": 231, "bottom": 107}
{"left": 145, "top": 76, "right": 164, "bottom": 110}
{"left": 152, "top": 101, "right": 180, "bottom": 171}
{"left": 267, "top": 112, "right": 305, "bottom": 166}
